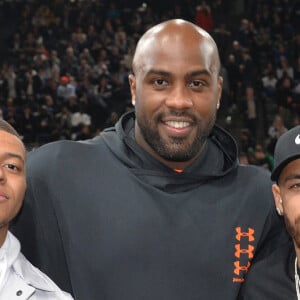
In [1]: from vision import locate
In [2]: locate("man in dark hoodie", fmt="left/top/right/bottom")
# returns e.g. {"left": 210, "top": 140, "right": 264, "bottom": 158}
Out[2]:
{"left": 12, "top": 19, "right": 287, "bottom": 300}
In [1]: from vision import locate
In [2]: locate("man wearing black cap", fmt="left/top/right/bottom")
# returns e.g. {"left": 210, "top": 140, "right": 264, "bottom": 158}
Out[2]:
{"left": 239, "top": 125, "right": 300, "bottom": 299}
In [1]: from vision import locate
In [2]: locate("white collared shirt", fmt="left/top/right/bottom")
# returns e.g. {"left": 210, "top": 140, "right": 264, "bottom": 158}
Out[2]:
{"left": 0, "top": 232, "right": 73, "bottom": 300}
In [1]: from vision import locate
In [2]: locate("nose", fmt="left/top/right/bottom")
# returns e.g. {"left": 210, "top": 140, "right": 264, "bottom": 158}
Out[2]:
{"left": 165, "top": 84, "right": 193, "bottom": 110}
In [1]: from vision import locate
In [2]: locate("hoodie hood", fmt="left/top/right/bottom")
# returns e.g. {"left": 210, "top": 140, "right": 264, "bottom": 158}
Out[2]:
{"left": 102, "top": 111, "right": 238, "bottom": 192}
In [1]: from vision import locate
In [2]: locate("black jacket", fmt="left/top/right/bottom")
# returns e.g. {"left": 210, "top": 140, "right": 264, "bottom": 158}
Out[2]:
{"left": 238, "top": 238, "right": 296, "bottom": 299}
{"left": 12, "top": 111, "right": 287, "bottom": 300}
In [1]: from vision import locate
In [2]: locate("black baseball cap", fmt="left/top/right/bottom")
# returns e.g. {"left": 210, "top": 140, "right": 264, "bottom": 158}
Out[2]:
{"left": 271, "top": 125, "right": 300, "bottom": 182}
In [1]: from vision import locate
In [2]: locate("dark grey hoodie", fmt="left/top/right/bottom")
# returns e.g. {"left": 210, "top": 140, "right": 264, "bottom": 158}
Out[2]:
{"left": 12, "top": 111, "right": 287, "bottom": 300}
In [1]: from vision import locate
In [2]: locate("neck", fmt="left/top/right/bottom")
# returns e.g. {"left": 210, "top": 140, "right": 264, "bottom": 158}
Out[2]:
{"left": 294, "top": 243, "right": 300, "bottom": 269}
{"left": 0, "top": 226, "right": 8, "bottom": 247}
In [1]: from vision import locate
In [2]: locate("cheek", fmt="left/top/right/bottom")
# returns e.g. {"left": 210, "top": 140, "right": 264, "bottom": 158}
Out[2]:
{"left": 194, "top": 97, "right": 216, "bottom": 115}
{"left": 133, "top": 81, "right": 143, "bottom": 105}
{"left": 284, "top": 215, "right": 300, "bottom": 242}
{"left": 196, "top": 86, "right": 220, "bottom": 108}
{"left": 284, "top": 201, "right": 300, "bottom": 228}
{"left": 135, "top": 88, "right": 161, "bottom": 113}
{"left": 14, "top": 181, "right": 26, "bottom": 204}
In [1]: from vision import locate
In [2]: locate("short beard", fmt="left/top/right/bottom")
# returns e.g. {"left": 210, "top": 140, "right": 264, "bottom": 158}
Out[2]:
{"left": 137, "top": 111, "right": 216, "bottom": 162}
{"left": 285, "top": 216, "right": 300, "bottom": 248}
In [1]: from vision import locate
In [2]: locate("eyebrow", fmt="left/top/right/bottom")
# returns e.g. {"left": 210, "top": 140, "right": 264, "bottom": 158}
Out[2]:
{"left": 146, "top": 69, "right": 171, "bottom": 77}
{"left": 282, "top": 174, "right": 300, "bottom": 184}
{"left": 146, "top": 69, "right": 211, "bottom": 78}
{"left": 186, "top": 70, "right": 211, "bottom": 77}
{"left": 3, "top": 152, "right": 25, "bottom": 163}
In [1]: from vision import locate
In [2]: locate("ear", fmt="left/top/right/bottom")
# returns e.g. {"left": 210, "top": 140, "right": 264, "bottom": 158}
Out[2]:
{"left": 128, "top": 74, "right": 136, "bottom": 106}
{"left": 272, "top": 183, "right": 284, "bottom": 215}
{"left": 217, "top": 76, "right": 223, "bottom": 109}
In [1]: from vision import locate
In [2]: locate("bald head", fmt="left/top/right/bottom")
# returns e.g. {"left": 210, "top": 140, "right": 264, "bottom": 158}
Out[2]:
{"left": 132, "top": 19, "right": 221, "bottom": 76}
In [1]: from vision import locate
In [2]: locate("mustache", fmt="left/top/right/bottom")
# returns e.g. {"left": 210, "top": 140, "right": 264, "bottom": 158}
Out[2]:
{"left": 155, "top": 110, "right": 197, "bottom": 122}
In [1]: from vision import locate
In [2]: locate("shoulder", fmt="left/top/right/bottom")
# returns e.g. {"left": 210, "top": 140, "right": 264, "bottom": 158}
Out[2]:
{"left": 11, "top": 253, "right": 73, "bottom": 299}
{"left": 237, "top": 164, "right": 273, "bottom": 186}
{"left": 238, "top": 163, "right": 271, "bottom": 177}
{"left": 26, "top": 136, "right": 104, "bottom": 173}
{"left": 28, "top": 136, "right": 103, "bottom": 159}
{"left": 232, "top": 164, "right": 275, "bottom": 214}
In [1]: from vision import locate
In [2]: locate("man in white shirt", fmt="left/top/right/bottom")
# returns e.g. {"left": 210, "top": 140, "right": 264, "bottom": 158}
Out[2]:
{"left": 0, "top": 119, "right": 73, "bottom": 299}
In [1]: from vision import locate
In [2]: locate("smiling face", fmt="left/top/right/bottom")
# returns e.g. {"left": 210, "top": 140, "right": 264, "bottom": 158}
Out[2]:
{"left": 129, "top": 19, "right": 223, "bottom": 169}
{"left": 273, "top": 158, "right": 300, "bottom": 254}
{"left": 0, "top": 130, "right": 26, "bottom": 245}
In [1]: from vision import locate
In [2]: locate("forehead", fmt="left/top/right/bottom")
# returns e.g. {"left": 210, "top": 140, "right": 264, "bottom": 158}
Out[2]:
{"left": 0, "top": 130, "right": 25, "bottom": 159}
{"left": 134, "top": 29, "right": 217, "bottom": 75}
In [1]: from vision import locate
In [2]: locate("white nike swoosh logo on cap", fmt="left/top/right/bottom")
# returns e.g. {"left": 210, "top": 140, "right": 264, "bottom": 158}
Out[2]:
{"left": 295, "top": 134, "right": 300, "bottom": 145}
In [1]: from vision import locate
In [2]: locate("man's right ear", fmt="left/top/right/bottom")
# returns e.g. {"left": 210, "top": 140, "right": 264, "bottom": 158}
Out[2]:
{"left": 128, "top": 74, "right": 136, "bottom": 106}
{"left": 272, "top": 183, "right": 283, "bottom": 216}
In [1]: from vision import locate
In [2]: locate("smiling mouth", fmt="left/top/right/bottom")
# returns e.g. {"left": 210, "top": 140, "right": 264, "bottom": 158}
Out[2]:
{"left": 0, "top": 194, "right": 8, "bottom": 202}
{"left": 165, "top": 121, "right": 191, "bottom": 129}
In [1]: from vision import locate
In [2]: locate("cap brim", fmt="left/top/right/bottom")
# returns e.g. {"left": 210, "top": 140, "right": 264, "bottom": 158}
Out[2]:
{"left": 271, "top": 154, "right": 300, "bottom": 182}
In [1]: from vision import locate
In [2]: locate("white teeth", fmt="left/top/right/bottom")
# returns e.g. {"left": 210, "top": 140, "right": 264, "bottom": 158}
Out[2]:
{"left": 165, "top": 121, "right": 190, "bottom": 128}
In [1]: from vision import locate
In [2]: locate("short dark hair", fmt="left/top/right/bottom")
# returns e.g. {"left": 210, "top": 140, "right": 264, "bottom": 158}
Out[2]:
{"left": 0, "top": 118, "right": 20, "bottom": 138}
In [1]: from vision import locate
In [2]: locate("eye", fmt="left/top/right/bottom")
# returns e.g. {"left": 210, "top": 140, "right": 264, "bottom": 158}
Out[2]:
{"left": 153, "top": 79, "right": 168, "bottom": 87}
{"left": 4, "top": 163, "right": 21, "bottom": 172}
{"left": 188, "top": 80, "right": 205, "bottom": 88}
{"left": 289, "top": 182, "right": 300, "bottom": 190}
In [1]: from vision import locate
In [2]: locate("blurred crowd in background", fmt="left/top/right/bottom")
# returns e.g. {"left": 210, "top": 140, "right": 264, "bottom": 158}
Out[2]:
{"left": 0, "top": 0, "right": 299, "bottom": 171}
